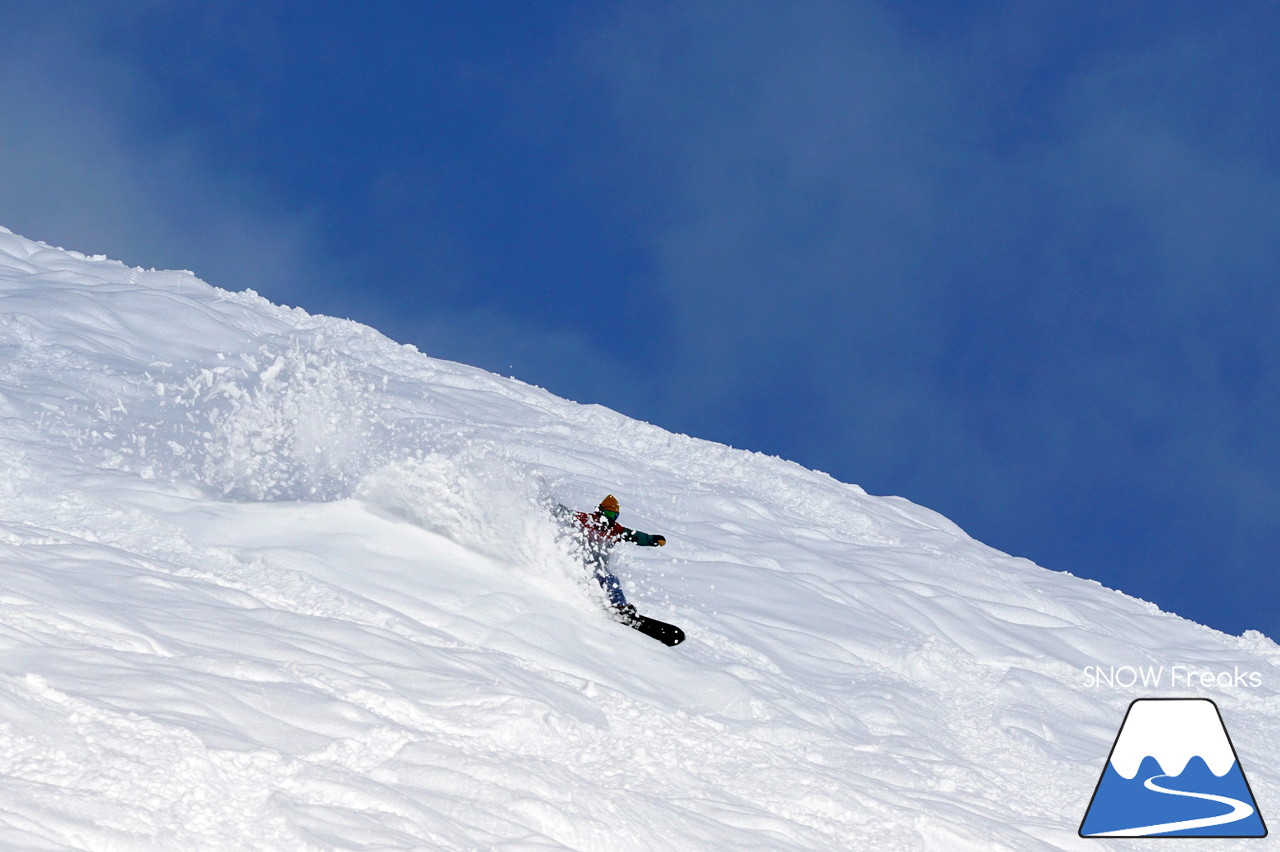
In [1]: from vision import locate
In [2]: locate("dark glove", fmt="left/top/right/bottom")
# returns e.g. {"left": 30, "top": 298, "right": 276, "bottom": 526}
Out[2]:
{"left": 653, "top": 535, "right": 666, "bottom": 546}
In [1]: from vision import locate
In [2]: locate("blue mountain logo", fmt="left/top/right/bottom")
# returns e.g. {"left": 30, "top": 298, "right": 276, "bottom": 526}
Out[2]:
{"left": 1080, "top": 698, "right": 1267, "bottom": 838}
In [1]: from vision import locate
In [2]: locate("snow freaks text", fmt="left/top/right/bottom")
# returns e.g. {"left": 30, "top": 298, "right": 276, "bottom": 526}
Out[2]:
{"left": 1083, "top": 665, "right": 1263, "bottom": 690}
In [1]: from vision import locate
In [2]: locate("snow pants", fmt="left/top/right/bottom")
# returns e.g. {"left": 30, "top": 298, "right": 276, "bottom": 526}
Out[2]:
{"left": 588, "top": 553, "right": 628, "bottom": 608}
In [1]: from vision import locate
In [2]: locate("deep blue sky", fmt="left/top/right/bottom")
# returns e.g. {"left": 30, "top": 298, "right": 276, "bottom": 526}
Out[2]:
{"left": 3, "top": 1, "right": 1279, "bottom": 641}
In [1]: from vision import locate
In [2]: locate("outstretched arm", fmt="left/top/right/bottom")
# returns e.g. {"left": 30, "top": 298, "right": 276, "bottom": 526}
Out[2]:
{"left": 623, "top": 528, "right": 666, "bottom": 547}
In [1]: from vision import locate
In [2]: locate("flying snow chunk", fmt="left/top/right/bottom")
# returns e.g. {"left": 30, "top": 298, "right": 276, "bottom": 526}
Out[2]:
{"left": 1079, "top": 698, "right": 1267, "bottom": 838}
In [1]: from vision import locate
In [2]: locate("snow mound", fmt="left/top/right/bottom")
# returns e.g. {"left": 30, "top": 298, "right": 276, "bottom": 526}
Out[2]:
{"left": 1, "top": 227, "right": 1277, "bottom": 850}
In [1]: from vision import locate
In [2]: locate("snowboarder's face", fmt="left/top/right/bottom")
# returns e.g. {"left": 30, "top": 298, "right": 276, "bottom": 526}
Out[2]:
{"left": 600, "top": 509, "right": 619, "bottom": 523}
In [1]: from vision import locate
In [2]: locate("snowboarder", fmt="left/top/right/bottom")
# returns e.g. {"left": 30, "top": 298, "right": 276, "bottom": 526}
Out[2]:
{"left": 554, "top": 495, "right": 666, "bottom": 622}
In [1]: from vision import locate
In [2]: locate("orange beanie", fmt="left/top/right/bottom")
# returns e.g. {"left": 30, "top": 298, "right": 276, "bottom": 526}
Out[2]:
{"left": 599, "top": 495, "right": 620, "bottom": 514}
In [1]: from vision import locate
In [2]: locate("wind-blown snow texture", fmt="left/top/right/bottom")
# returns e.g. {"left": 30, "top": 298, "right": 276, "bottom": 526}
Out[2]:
{"left": 0, "top": 225, "right": 1277, "bottom": 850}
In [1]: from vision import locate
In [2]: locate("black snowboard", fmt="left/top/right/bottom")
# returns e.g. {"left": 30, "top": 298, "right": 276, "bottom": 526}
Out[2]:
{"left": 623, "top": 613, "right": 685, "bottom": 646}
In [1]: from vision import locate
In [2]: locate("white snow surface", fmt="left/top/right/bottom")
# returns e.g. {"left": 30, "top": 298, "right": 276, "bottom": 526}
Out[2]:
{"left": 1, "top": 225, "right": 1278, "bottom": 850}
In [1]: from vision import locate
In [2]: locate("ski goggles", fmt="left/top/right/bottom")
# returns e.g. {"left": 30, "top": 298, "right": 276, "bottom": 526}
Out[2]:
{"left": 600, "top": 509, "right": 619, "bottom": 522}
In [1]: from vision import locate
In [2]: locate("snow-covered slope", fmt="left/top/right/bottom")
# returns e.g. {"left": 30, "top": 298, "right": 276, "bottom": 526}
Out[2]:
{"left": 1, "top": 226, "right": 1277, "bottom": 850}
